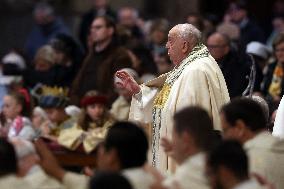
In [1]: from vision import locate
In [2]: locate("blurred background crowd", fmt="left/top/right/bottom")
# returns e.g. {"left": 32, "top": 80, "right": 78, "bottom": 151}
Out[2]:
{"left": 1, "top": 0, "right": 284, "bottom": 188}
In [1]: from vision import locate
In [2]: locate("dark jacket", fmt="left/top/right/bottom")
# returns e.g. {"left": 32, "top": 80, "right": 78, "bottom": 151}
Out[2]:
{"left": 70, "top": 42, "right": 132, "bottom": 105}
{"left": 217, "top": 50, "right": 251, "bottom": 98}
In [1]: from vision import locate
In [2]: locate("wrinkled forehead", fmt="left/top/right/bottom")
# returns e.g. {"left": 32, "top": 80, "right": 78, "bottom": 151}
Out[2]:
{"left": 168, "top": 27, "right": 178, "bottom": 38}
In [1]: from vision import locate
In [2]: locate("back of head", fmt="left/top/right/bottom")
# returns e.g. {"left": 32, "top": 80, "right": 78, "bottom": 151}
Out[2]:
{"left": 104, "top": 121, "right": 148, "bottom": 169}
{"left": 0, "top": 138, "right": 17, "bottom": 176}
{"left": 174, "top": 106, "right": 214, "bottom": 151}
{"left": 173, "top": 24, "right": 202, "bottom": 48}
{"left": 221, "top": 98, "right": 267, "bottom": 132}
{"left": 250, "top": 95, "right": 269, "bottom": 122}
{"left": 207, "top": 140, "right": 248, "bottom": 180}
{"left": 89, "top": 171, "right": 133, "bottom": 189}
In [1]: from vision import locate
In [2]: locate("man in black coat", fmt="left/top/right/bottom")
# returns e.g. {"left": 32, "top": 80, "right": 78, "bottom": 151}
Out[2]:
{"left": 207, "top": 32, "right": 251, "bottom": 98}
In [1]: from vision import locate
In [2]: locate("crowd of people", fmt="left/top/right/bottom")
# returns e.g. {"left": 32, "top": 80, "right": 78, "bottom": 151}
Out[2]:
{"left": 1, "top": 0, "right": 284, "bottom": 188}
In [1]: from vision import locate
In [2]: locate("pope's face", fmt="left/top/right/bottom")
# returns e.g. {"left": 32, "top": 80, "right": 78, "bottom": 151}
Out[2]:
{"left": 165, "top": 29, "right": 184, "bottom": 65}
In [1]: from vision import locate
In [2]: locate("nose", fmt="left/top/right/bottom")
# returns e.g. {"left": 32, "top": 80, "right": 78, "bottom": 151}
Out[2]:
{"left": 165, "top": 41, "right": 169, "bottom": 49}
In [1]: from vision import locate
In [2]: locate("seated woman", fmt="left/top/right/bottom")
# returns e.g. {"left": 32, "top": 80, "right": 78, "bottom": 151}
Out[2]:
{"left": 58, "top": 90, "right": 115, "bottom": 153}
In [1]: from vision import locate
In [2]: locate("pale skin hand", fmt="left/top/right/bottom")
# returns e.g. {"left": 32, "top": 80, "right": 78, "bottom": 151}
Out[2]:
{"left": 115, "top": 70, "right": 141, "bottom": 95}
{"left": 251, "top": 173, "right": 275, "bottom": 189}
{"left": 160, "top": 137, "right": 174, "bottom": 158}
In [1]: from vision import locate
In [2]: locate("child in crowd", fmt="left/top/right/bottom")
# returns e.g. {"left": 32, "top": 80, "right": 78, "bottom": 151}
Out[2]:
{"left": 32, "top": 106, "right": 54, "bottom": 138}
{"left": 1, "top": 91, "right": 35, "bottom": 140}
{"left": 35, "top": 85, "right": 74, "bottom": 139}
{"left": 58, "top": 90, "right": 115, "bottom": 153}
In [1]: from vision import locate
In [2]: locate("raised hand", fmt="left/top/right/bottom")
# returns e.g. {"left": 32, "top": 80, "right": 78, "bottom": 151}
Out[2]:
{"left": 115, "top": 70, "right": 141, "bottom": 95}
{"left": 161, "top": 137, "right": 174, "bottom": 157}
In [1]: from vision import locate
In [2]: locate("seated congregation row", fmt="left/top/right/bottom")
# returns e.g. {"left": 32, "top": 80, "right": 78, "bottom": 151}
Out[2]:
{"left": 1, "top": 97, "right": 284, "bottom": 189}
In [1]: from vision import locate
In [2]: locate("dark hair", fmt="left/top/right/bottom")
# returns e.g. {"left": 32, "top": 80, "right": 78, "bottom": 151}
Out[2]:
{"left": 49, "top": 33, "right": 84, "bottom": 62}
{"left": 231, "top": 0, "right": 248, "bottom": 11}
{"left": 95, "top": 15, "right": 116, "bottom": 32}
{"left": 207, "top": 140, "right": 248, "bottom": 180}
{"left": 186, "top": 12, "right": 204, "bottom": 31}
{"left": 174, "top": 106, "right": 214, "bottom": 151}
{"left": 273, "top": 32, "right": 284, "bottom": 51}
{"left": 221, "top": 98, "right": 267, "bottom": 131}
{"left": 104, "top": 121, "right": 148, "bottom": 169}
{"left": 0, "top": 138, "right": 17, "bottom": 176}
{"left": 89, "top": 171, "right": 133, "bottom": 189}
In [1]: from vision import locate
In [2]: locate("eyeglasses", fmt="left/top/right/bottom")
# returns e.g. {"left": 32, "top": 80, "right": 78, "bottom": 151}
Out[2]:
{"left": 207, "top": 44, "right": 227, "bottom": 49}
{"left": 92, "top": 25, "right": 106, "bottom": 30}
{"left": 275, "top": 48, "right": 284, "bottom": 52}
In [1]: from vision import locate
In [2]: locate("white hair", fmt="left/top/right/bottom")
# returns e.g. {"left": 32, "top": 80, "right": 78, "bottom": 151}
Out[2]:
{"left": 172, "top": 23, "right": 202, "bottom": 46}
{"left": 10, "top": 138, "right": 36, "bottom": 160}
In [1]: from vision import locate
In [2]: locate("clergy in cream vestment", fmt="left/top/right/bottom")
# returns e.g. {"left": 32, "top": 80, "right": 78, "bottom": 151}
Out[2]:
{"left": 129, "top": 43, "right": 230, "bottom": 171}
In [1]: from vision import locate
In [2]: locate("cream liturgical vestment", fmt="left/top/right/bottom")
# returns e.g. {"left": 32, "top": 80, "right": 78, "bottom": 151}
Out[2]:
{"left": 163, "top": 153, "right": 210, "bottom": 189}
{"left": 129, "top": 44, "right": 230, "bottom": 171}
{"left": 273, "top": 95, "right": 284, "bottom": 139}
{"left": 244, "top": 131, "right": 284, "bottom": 189}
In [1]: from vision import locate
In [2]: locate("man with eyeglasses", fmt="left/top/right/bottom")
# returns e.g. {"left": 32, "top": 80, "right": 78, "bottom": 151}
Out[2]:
{"left": 71, "top": 16, "right": 133, "bottom": 106}
{"left": 207, "top": 32, "right": 251, "bottom": 98}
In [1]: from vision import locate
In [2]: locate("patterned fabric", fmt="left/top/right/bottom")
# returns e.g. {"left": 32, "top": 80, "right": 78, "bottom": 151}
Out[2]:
{"left": 268, "top": 64, "right": 284, "bottom": 98}
{"left": 151, "top": 43, "right": 210, "bottom": 167}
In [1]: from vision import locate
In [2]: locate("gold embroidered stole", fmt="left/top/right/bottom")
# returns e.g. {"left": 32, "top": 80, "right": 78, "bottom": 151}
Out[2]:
{"left": 151, "top": 43, "right": 210, "bottom": 167}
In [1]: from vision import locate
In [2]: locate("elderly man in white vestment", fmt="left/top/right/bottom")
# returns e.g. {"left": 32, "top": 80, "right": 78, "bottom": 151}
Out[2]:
{"left": 116, "top": 23, "right": 230, "bottom": 171}
{"left": 221, "top": 98, "right": 284, "bottom": 189}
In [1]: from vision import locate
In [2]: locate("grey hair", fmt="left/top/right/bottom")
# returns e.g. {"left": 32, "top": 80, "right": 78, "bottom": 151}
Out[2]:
{"left": 10, "top": 138, "right": 36, "bottom": 160}
{"left": 173, "top": 23, "right": 202, "bottom": 46}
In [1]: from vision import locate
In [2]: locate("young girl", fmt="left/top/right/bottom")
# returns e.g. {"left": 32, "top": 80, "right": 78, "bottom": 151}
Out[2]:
{"left": 58, "top": 90, "right": 115, "bottom": 153}
{"left": 1, "top": 91, "right": 35, "bottom": 140}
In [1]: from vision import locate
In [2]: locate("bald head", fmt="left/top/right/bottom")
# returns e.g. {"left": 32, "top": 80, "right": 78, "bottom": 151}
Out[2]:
{"left": 207, "top": 32, "right": 230, "bottom": 61}
{"left": 166, "top": 24, "right": 202, "bottom": 65}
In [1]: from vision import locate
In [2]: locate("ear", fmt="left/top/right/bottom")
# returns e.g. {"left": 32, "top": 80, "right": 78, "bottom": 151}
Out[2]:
{"left": 107, "top": 148, "right": 121, "bottom": 171}
{"left": 235, "top": 119, "right": 247, "bottom": 137}
{"left": 224, "top": 45, "right": 230, "bottom": 54}
{"left": 182, "top": 41, "right": 189, "bottom": 53}
{"left": 218, "top": 165, "right": 233, "bottom": 184}
{"left": 182, "top": 131, "right": 194, "bottom": 148}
